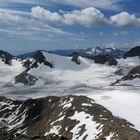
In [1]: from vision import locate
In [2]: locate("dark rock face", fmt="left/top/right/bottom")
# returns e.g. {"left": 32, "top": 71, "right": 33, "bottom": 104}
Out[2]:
{"left": 86, "top": 55, "right": 118, "bottom": 66}
{"left": 15, "top": 72, "right": 38, "bottom": 85}
{"left": 23, "top": 51, "right": 54, "bottom": 71}
{"left": 0, "top": 50, "right": 14, "bottom": 65}
{"left": 122, "top": 65, "right": 140, "bottom": 81}
{"left": 0, "top": 96, "right": 140, "bottom": 140}
{"left": 70, "top": 52, "right": 81, "bottom": 65}
{"left": 123, "top": 46, "right": 140, "bottom": 58}
{"left": 112, "top": 65, "right": 140, "bottom": 85}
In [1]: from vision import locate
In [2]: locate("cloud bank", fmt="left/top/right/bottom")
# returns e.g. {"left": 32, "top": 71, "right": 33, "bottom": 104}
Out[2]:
{"left": 31, "top": 6, "right": 109, "bottom": 27}
{"left": 31, "top": 6, "right": 140, "bottom": 27}
{"left": 110, "top": 12, "right": 140, "bottom": 26}
{"left": 0, "top": 5, "right": 140, "bottom": 39}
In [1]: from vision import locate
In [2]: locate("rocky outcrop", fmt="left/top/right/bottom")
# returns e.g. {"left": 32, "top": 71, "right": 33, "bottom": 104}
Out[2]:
{"left": 112, "top": 65, "right": 140, "bottom": 85}
{"left": 121, "top": 65, "right": 140, "bottom": 81}
{"left": 123, "top": 46, "right": 140, "bottom": 58}
{"left": 70, "top": 52, "right": 118, "bottom": 66}
{"left": 23, "top": 50, "right": 54, "bottom": 71}
{"left": 70, "top": 52, "right": 81, "bottom": 65}
{"left": 0, "top": 96, "right": 140, "bottom": 140}
{"left": 0, "top": 50, "right": 14, "bottom": 65}
{"left": 86, "top": 55, "right": 118, "bottom": 66}
{"left": 15, "top": 72, "right": 38, "bottom": 85}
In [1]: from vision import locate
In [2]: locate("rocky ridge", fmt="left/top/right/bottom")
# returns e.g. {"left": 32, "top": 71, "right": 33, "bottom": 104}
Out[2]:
{"left": 0, "top": 96, "right": 140, "bottom": 140}
{"left": 0, "top": 50, "right": 15, "bottom": 65}
{"left": 112, "top": 65, "right": 140, "bottom": 85}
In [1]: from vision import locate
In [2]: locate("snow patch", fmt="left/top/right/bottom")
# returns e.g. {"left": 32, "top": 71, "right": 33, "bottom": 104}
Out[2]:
{"left": 69, "top": 111, "right": 102, "bottom": 140}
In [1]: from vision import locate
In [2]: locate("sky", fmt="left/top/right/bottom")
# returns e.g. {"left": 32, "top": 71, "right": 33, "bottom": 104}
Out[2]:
{"left": 0, "top": 0, "right": 140, "bottom": 54}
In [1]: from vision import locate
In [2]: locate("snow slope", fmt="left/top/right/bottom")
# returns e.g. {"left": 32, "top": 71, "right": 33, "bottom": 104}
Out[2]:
{"left": 69, "top": 111, "right": 102, "bottom": 140}
{"left": 0, "top": 59, "right": 25, "bottom": 88}
{"left": 87, "top": 90, "right": 140, "bottom": 131}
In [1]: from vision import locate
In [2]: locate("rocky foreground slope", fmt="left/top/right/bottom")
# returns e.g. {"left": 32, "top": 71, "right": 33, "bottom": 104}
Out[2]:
{"left": 0, "top": 95, "right": 140, "bottom": 140}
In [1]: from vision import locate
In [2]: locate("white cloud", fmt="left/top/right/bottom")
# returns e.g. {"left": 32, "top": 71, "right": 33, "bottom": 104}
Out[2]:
{"left": 63, "top": 7, "right": 110, "bottom": 27}
{"left": 31, "top": 6, "right": 110, "bottom": 27}
{"left": 0, "top": 4, "right": 140, "bottom": 41}
{"left": 110, "top": 12, "right": 140, "bottom": 26}
{"left": 0, "top": 8, "right": 72, "bottom": 39}
{"left": 31, "top": 6, "right": 63, "bottom": 24}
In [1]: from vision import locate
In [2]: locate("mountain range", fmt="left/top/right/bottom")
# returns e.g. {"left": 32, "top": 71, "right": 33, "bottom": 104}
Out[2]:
{"left": 18, "top": 46, "right": 128, "bottom": 59}
{"left": 0, "top": 46, "right": 140, "bottom": 140}
{"left": 48, "top": 46, "right": 128, "bottom": 59}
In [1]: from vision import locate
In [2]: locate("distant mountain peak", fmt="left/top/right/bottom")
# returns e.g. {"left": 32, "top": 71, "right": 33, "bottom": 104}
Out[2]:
{"left": 49, "top": 46, "right": 127, "bottom": 59}
{"left": 23, "top": 50, "right": 54, "bottom": 71}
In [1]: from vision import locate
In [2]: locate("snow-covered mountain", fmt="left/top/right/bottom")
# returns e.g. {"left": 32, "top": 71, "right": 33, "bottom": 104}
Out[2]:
{"left": 48, "top": 46, "right": 128, "bottom": 59}
{"left": 0, "top": 47, "right": 140, "bottom": 140}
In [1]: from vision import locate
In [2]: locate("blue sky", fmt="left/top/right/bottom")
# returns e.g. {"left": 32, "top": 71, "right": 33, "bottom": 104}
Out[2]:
{"left": 0, "top": 0, "right": 140, "bottom": 54}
